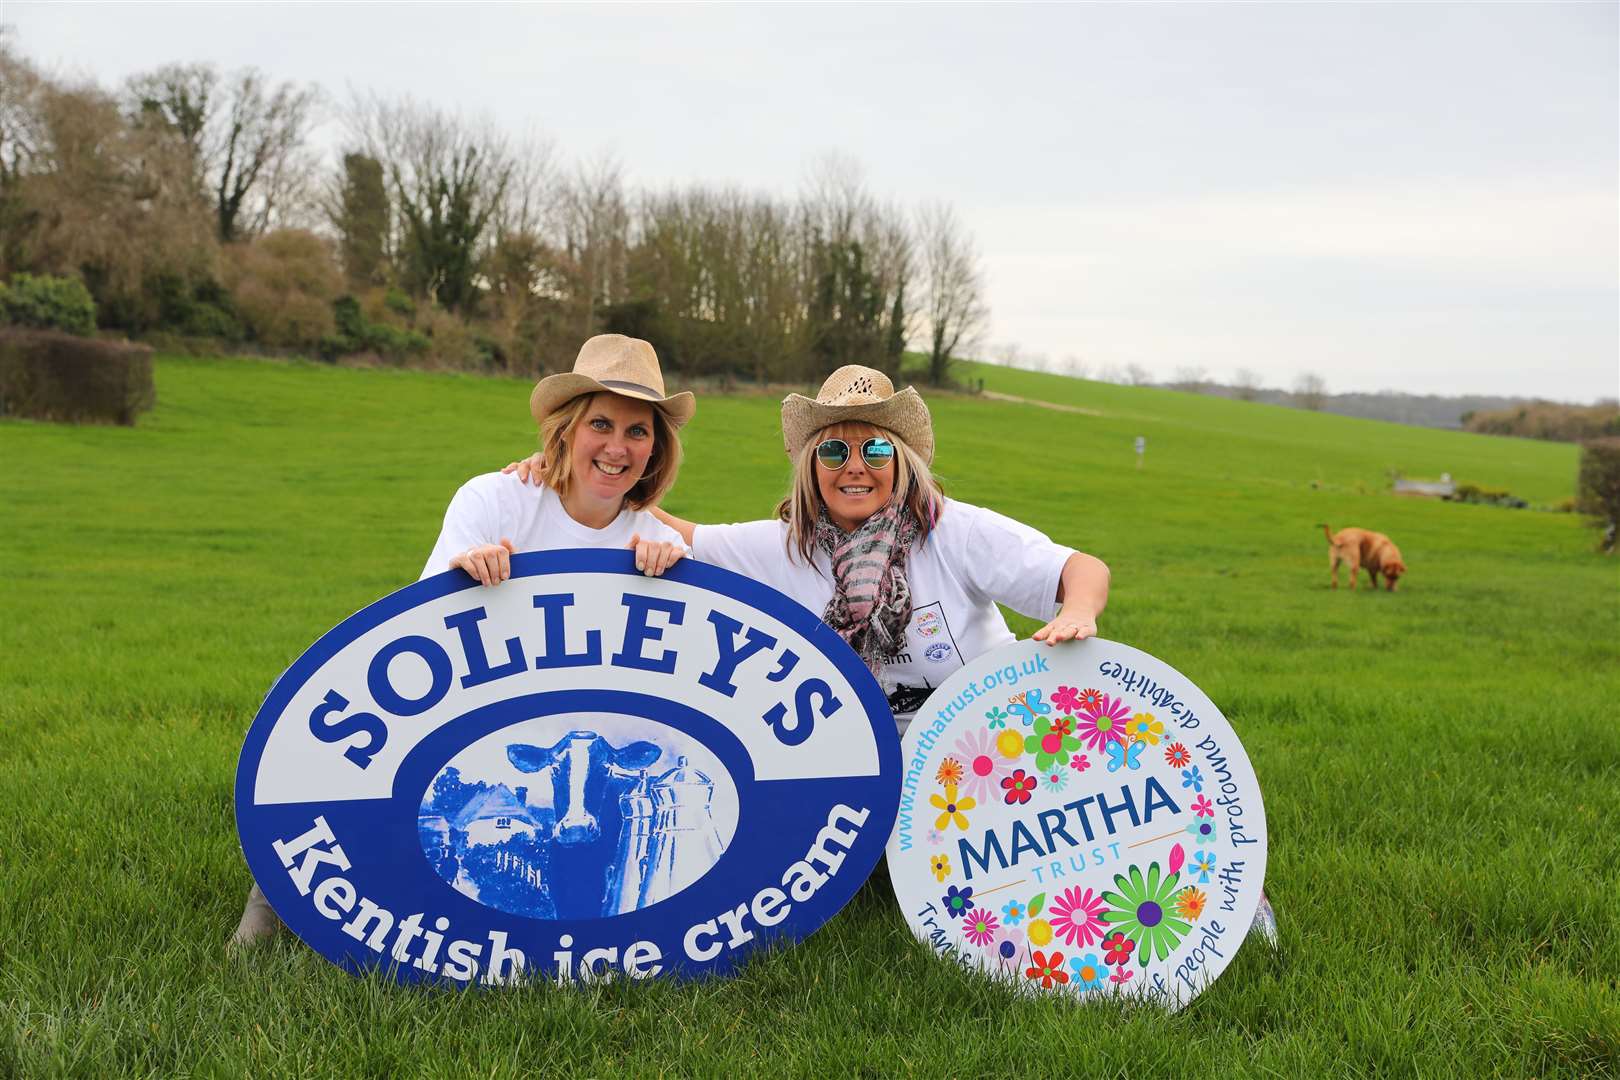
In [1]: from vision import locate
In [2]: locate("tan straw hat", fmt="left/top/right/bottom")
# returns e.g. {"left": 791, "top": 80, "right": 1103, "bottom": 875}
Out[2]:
{"left": 529, "top": 334, "right": 695, "bottom": 428}
{"left": 781, "top": 365, "right": 933, "bottom": 462}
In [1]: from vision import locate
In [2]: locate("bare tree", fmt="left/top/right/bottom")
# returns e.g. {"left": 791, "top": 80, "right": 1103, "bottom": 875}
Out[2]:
{"left": 916, "top": 202, "right": 987, "bottom": 387}
{"left": 1233, "top": 367, "right": 1263, "bottom": 401}
{"left": 560, "top": 152, "right": 630, "bottom": 334}
{"left": 10, "top": 74, "right": 214, "bottom": 328}
{"left": 1172, "top": 365, "right": 1208, "bottom": 392}
{"left": 126, "top": 64, "right": 320, "bottom": 242}
{"left": 1060, "top": 353, "right": 1090, "bottom": 380}
{"left": 992, "top": 342, "right": 1023, "bottom": 368}
{"left": 1124, "top": 362, "right": 1154, "bottom": 386}
{"left": 349, "top": 93, "right": 517, "bottom": 313}
{"left": 1294, "top": 371, "right": 1329, "bottom": 410}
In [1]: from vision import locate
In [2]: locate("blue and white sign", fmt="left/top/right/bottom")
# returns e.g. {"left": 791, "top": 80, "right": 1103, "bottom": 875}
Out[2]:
{"left": 236, "top": 550, "right": 901, "bottom": 986}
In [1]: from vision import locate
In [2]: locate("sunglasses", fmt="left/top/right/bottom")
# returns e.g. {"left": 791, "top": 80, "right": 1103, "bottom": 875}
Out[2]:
{"left": 815, "top": 436, "right": 895, "bottom": 471}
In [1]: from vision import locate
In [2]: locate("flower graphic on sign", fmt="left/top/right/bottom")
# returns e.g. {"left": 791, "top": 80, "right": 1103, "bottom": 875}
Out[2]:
{"left": 1191, "top": 795, "right": 1214, "bottom": 817}
{"left": 1109, "top": 965, "right": 1135, "bottom": 985}
{"left": 1105, "top": 739, "right": 1144, "bottom": 772}
{"left": 1001, "top": 899, "right": 1026, "bottom": 925}
{"left": 1027, "top": 917, "right": 1055, "bottom": 948}
{"left": 1125, "top": 712, "right": 1164, "bottom": 745}
{"left": 1102, "top": 930, "right": 1135, "bottom": 966}
{"left": 989, "top": 923, "right": 1026, "bottom": 970}
{"left": 942, "top": 885, "right": 974, "bottom": 918}
{"left": 1069, "top": 752, "right": 1090, "bottom": 773}
{"left": 930, "top": 784, "right": 975, "bottom": 831}
{"left": 1100, "top": 862, "right": 1194, "bottom": 962}
{"left": 1075, "top": 694, "right": 1131, "bottom": 751}
{"left": 1048, "top": 886, "right": 1107, "bottom": 947}
{"left": 1181, "top": 766, "right": 1205, "bottom": 793}
{"left": 1051, "top": 685, "right": 1082, "bottom": 713}
{"left": 984, "top": 706, "right": 1009, "bottom": 729}
{"left": 1164, "top": 742, "right": 1192, "bottom": 768}
{"left": 930, "top": 853, "right": 952, "bottom": 882}
{"left": 935, "top": 758, "right": 964, "bottom": 787}
{"left": 951, "top": 728, "right": 1009, "bottom": 804}
{"left": 1042, "top": 769, "right": 1068, "bottom": 793}
{"left": 994, "top": 729, "right": 1025, "bottom": 760}
{"left": 1186, "top": 818, "right": 1217, "bottom": 845}
{"left": 1191, "top": 851, "right": 1217, "bottom": 883}
{"left": 1025, "top": 950, "right": 1069, "bottom": 988}
{"left": 1078, "top": 688, "right": 1104, "bottom": 712}
{"left": 1025, "top": 716, "right": 1082, "bottom": 772}
{"left": 1069, "top": 952, "right": 1106, "bottom": 991}
{"left": 1174, "top": 888, "right": 1206, "bottom": 921}
{"left": 1001, "top": 769, "right": 1037, "bottom": 805}
{"left": 962, "top": 910, "right": 1000, "bottom": 947}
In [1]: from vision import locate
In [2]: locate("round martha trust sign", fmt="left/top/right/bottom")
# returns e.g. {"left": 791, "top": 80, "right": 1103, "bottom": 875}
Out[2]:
{"left": 237, "top": 549, "right": 900, "bottom": 986}
{"left": 887, "top": 638, "right": 1267, "bottom": 1009}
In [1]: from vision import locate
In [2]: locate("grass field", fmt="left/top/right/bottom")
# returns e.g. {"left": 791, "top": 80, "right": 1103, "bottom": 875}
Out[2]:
{"left": 2, "top": 355, "right": 1617, "bottom": 1077}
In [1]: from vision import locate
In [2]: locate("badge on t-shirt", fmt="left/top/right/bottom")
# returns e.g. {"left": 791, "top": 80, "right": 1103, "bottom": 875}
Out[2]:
{"left": 237, "top": 550, "right": 900, "bottom": 986}
{"left": 908, "top": 602, "right": 958, "bottom": 665}
{"left": 887, "top": 638, "right": 1267, "bottom": 1009}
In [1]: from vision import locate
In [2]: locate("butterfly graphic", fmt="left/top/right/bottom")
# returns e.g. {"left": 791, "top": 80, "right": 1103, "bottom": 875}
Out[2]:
{"left": 1007, "top": 689, "right": 1050, "bottom": 728}
{"left": 1105, "top": 740, "right": 1144, "bottom": 772}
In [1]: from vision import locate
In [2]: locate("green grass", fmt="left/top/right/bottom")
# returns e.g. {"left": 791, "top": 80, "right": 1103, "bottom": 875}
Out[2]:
{"left": 3, "top": 355, "right": 1617, "bottom": 1077}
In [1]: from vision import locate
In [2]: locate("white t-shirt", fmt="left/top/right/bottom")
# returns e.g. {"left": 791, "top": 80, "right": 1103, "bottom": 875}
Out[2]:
{"left": 421, "top": 472, "right": 685, "bottom": 580}
{"left": 691, "top": 498, "right": 1074, "bottom": 716}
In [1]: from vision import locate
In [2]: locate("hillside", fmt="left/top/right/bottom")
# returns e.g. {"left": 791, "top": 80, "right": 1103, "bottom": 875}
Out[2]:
{"left": 1, "top": 354, "right": 1614, "bottom": 1077}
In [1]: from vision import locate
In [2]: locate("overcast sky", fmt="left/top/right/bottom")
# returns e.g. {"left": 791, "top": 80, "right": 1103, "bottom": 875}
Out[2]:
{"left": 8, "top": 2, "right": 1617, "bottom": 401}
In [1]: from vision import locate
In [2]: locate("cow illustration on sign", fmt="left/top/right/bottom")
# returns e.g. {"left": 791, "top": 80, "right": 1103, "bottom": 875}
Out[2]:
{"left": 419, "top": 724, "right": 733, "bottom": 920}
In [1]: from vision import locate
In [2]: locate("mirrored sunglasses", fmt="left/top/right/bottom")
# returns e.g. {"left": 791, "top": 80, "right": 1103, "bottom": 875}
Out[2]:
{"left": 815, "top": 436, "right": 895, "bottom": 471}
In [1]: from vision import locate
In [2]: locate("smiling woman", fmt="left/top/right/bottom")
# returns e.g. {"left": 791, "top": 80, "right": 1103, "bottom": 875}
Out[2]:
{"left": 421, "top": 335, "right": 694, "bottom": 585}
{"left": 229, "top": 335, "right": 695, "bottom": 948}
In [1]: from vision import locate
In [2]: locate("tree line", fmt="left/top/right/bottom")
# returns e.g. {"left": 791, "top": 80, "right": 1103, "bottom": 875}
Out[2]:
{"left": 0, "top": 33, "right": 987, "bottom": 385}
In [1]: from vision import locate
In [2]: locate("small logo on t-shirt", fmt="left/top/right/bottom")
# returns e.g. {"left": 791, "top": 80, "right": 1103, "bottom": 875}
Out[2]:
{"left": 924, "top": 642, "right": 954, "bottom": 663}
{"left": 915, "top": 611, "right": 942, "bottom": 638}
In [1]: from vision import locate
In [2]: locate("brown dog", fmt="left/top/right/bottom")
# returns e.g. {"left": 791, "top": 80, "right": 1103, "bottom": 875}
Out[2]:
{"left": 1322, "top": 524, "right": 1406, "bottom": 591}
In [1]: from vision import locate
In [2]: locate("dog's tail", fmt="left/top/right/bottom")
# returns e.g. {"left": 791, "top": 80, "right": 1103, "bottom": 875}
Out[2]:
{"left": 1319, "top": 522, "right": 1334, "bottom": 544}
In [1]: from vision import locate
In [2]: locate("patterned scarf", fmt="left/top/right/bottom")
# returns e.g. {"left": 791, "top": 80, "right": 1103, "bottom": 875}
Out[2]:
{"left": 815, "top": 501, "right": 921, "bottom": 673}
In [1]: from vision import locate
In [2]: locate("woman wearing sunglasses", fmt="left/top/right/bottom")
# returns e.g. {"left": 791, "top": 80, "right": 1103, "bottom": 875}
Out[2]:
{"left": 510, "top": 364, "right": 1108, "bottom": 733}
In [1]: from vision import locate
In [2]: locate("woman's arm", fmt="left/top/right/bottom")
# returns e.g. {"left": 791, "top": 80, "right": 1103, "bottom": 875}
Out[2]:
{"left": 650, "top": 506, "right": 696, "bottom": 547}
{"left": 1032, "top": 551, "right": 1110, "bottom": 645}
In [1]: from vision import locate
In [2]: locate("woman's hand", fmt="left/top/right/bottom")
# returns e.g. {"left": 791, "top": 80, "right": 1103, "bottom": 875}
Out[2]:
{"left": 501, "top": 452, "right": 546, "bottom": 486}
{"left": 451, "top": 539, "right": 516, "bottom": 586}
{"left": 629, "top": 534, "right": 685, "bottom": 577}
{"left": 1039, "top": 552, "right": 1108, "bottom": 645}
{"left": 1032, "top": 609, "right": 1099, "bottom": 646}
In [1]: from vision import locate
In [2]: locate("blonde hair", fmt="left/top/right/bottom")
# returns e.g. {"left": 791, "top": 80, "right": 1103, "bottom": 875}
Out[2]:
{"left": 536, "top": 392, "right": 683, "bottom": 511}
{"left": 775, "top": 423, "right": 943, "bottom": 565}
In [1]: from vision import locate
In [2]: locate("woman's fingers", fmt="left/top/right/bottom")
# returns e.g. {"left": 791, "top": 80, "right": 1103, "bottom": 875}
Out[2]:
{"left": 647, "top": 542, "right": 685, "bottom": 576}
{"left": 1032, "top": 617, "right": 1095, "bottom": 645}
{"left": 625, "top": 537, "right": 687, "bottom": 576}
{"left": 496, "top": 543, "right": 511, "bottom": 583}
{"left": 512, "top": 452, "right": 545, "bottom": 485}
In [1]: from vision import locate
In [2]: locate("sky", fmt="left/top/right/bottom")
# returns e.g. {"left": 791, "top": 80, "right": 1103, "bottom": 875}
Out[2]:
{"left": 7, "top": 2, "right": 1617, "bottom": 402}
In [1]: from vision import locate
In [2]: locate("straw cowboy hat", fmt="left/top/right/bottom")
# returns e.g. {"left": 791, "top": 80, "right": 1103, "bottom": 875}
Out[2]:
{"left": 781, "top": 365, "right": 934, "bottom": 462}
{"left": 529, "top": 334, "right": 696, "bottom": 428}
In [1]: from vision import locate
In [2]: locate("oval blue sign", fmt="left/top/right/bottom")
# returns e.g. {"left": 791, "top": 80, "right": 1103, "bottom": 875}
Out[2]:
{"left": 236, "top": 550, "right": 901, "bottom": 985}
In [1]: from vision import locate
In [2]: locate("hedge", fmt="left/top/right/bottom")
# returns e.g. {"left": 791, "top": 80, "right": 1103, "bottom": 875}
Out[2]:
{"left": 0, "top": 328, "right": 155, "bottom": 426}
